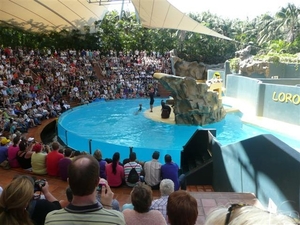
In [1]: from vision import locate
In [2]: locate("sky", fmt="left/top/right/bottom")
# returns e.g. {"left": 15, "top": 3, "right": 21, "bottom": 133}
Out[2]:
{"left": 169, "top": 0, "right": 300, "bottom": 20}
{"left": 111, "top": 0, "right": 300, "bottom": 20}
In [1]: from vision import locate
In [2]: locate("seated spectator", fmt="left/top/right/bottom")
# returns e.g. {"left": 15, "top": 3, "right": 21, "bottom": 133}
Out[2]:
{"left": 167, "top": 191, "right": 198, "bottom": 225}
{"left": 31, "top": 143, "right": 49, "bottom": 175}
{"left": 58, "top": 147, "right": 73, "bottom": 181}
{"left": 28, "top": 176, "right": 62, "bottom": 225}
{"left": 17, "top": 137, "right": 34, "bottom": 170}
{"left": 150, "top": 179, "right": 174, "bottom": 221}
{"left": 106, "top": 152, "right": 124, "bottom": 187}
{"left": 123, "top": 182, "right": 166, "bottom": 225}
{"left": 8, "top": 136, "right": 20, "bottom": 168}
{"left": 204, "top": 204, "right": 298, "bottom": 225}
{"left": 62, "top": 180, "right": 120, "bottom": 211}
{"left": 144, "top": 150, "right": 161, "bottom": 189}
{"left": 0, "top": 137, "right": 10, "bottom": 169}
{"left": 0, "top": 175, "right": 35, "bottom": 225}
{"left": 124, "top": 152, "right": 143, "bottom": 187}
{"left": 93, "top": 149, "right": 107, "bottom": 179}
{"left": 45, "top": 155, "right": 125, "bottom": 224}
{"left": 161, "top": 154, "right": 183, "bottom": 191}
{"left": 46, "top": 142, "right": 64, "bottom": 176}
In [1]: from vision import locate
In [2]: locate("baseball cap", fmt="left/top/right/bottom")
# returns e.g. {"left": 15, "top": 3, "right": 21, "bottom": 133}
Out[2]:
{"left": 1, "top": 137, "right": 10, "bottom": 145}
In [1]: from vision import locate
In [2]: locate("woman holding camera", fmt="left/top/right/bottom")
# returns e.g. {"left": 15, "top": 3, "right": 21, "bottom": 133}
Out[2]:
{"left": 0, "top": 175, "right": 61, "bottom": 225}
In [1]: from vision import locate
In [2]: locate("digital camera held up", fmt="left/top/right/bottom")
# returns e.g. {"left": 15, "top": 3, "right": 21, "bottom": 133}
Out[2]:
{"left": 34, "top": 179, "right": 46, "bottom": 192}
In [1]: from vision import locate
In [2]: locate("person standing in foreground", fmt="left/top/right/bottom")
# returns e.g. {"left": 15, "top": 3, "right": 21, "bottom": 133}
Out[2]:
{"left": 148, "top": 87, "right": 155, "bottom": 112}
{"left": 45, "top": 154, "right": 125, "bottom": 225}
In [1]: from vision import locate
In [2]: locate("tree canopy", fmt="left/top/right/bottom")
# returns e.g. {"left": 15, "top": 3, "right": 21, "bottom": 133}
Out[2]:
{"left": 1, "top": 3, "right": 300, "bottom": 64}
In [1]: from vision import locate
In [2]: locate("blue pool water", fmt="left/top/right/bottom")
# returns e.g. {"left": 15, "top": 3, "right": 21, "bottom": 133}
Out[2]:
{"left": 57, "top": 98, "right": 299, "bottom": 164}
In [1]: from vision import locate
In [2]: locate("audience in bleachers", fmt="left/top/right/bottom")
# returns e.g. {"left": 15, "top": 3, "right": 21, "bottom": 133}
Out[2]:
{"left": 124, "top": 152, "right": 143, "bottom": 187}
{"left": 93, "top": 149, "right": 107, "bottom": 180}
{"left": 106, "top": 152, "right": 125, "bottom": 187}
{"left": 58, "top": 147, "right": 73, "bottom": 181}
{"left": 46, "top": 142, "right": 63, "bottom": 176}
{"left": 150, "top": 179, "right": 174, "bottom": 222}
{"left": 31, "top": 142, "right": 49, "bottom": 175}
{"left": 16, "top": 137, "right": 34, "bottom": 170}
{"left": 167, "top": 190, "right": 198, "bottom": 225}
{"left": 161, "top": 154, "right": 180, "bottom": 191}
{"left": 7, "top": 135, "right": 20, "bottom": 168}
{"left": 0, "top": 137, "right": 10, "bottom": 169}
{"left": 122, "top": 182, "right": 167, "bottom": 225}
{"left": 143, "top": 150, "right": 162, "bottom": 190}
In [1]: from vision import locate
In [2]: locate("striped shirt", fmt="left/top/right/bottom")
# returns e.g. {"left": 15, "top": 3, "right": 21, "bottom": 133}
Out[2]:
{"left": 45, "top": 202, "right": 125, "bottom": 225}
{"left": 124, "top": 161, "right": 142, "bottom": 187}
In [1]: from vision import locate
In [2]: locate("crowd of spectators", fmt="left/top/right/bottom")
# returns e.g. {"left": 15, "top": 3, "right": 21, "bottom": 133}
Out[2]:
{"left": 0, "top": 46, "right": 173, "bottom": 136}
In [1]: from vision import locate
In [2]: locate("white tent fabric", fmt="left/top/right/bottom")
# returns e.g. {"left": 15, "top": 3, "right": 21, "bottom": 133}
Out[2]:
{"left": 0, "top": 0, "right": 108, "bottom": 32}
{"left": 131, "top": 0, "right": 232, "bottom": 41}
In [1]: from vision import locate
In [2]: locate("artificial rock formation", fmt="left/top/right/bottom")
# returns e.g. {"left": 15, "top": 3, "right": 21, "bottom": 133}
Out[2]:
{"left": 170, "top": 49, "right": 207, "bottom": 80}
{"left": 234, "top": 45, "right": 270, "bottom": 77}
{"left": 154, "top": 73, "right": 226, "bottom": 126}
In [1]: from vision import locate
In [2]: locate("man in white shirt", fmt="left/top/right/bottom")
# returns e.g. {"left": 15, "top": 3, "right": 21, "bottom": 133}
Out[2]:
{"left": 144, "top": 151, "right": 162, "bottom": 189}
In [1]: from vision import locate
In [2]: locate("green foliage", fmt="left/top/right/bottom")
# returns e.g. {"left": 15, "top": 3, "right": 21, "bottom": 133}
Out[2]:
{"left": 229, "top": 58, "right": 240, "bottom": 73}
{"left": 0, "top": 3, "right": 300, "bottom": 64}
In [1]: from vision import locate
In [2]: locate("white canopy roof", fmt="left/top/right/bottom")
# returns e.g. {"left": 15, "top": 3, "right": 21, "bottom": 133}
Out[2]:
{"left": 0, "top": 0, "right": 108, "bottom": 32}
{"left": 131, "top": 0, "right": 232, "bottom": 41}
{"left": 0, "top": 0, "right": 232, "bottom": 41}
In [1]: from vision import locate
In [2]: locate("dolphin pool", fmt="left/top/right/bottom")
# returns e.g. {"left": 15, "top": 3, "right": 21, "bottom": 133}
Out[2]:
{"left": 57, "top": 98, "right": 299, "bottom": 165}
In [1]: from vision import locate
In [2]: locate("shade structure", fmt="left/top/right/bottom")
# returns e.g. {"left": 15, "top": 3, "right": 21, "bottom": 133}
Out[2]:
{"left": 131, "top": 0, "right": 232, "bottom": 41}
{"left": 0, "top": 0, "right": 108, "bottom": 32}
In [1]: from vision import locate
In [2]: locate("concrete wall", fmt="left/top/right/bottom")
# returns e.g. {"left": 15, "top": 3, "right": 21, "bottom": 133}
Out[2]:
{"left": 224, "top": 61, "right": 300, "bottom": 78}
{"left": 259, "top": 84, "right": 300, "bottom": 125}
{"left": 260, "top": 78, "right": 300, "bottom": 85}
{"left": 213, "top": 134, "right": 300, "bottom": 217}
{"left": 226, "top": 75, "right": 300, "bottom": 125}
{"left": 225, "top": 75, "right": 262, "bottom": 114}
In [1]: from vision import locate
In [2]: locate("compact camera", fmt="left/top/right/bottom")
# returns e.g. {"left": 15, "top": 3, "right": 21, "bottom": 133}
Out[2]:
{"left": 96, "top": 181, "right": 106, "bottom": 192}
{"left": 34, "top": 179, "right": 46, "bottom": 192}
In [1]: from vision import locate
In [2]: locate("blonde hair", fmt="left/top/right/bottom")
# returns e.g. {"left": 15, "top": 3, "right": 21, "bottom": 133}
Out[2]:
{"left": 205, "top": 205, "right": 298, "bottom": 225}
{"left": 0, "top": 175, "right": 34, "bottom": 225}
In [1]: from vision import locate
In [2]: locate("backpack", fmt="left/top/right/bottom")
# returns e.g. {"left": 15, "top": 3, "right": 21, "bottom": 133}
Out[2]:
{"left": 127, "top": 164, "right": 139, "bottom": 183}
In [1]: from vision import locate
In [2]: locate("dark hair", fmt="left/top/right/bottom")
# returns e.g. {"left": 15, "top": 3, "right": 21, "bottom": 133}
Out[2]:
{"left": 68, "top": 155, "right": 99, "bottom": 196}
{"left": 13, "top": 136, "right": 20, "bottom": 147}
{"left": 129, "top": 152, "right": 136, "bottom": 161}
{"left": 18, "top": 141, "right": 27, "bottom": 151}
{"left": 167, "top": 191, "right": 198, "bottom": 225}
{"left": 131, "top": 183, "right": 152, "bottom": 213}
{"left": 73, "top": 151, "right": 81, "bottom": 156}
{"left": 152, "top": 151, "right": 160, "bottom": 160}
{"left": 112, "top": 152, "right": 120, "bottom": 175}
{"left": 51, "top": 142, "right": 59, "bottom": 151}
{"left": 64, "top": 148, "right": 73, "bottom": 157}
{"left": 165, "top": 154, "right": 172, "bottom": 163}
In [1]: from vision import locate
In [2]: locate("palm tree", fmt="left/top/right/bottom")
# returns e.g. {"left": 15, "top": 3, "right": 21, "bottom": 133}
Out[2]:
{"left": 275, "top": 3, "right": 300, "bottom": 42}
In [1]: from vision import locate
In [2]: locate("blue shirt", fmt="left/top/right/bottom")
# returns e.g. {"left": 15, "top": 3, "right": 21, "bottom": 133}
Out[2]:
{"left": 161, "top": 162, "right": 179, "bottom": 191}
{"left": 0, "top": 145, "right": 8, "bottom": 163}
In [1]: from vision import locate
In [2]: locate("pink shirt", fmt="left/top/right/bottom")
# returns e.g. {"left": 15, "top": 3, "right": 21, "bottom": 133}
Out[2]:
{"left": 8, "top": 145, "right": 20, "bottom": 168}
{"left": 105, "top": 163, "right": 124, "bottom": 187}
